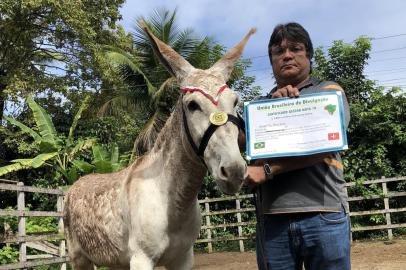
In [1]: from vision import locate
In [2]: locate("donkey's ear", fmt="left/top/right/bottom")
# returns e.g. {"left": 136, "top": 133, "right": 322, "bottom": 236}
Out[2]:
{"left": 210, "top": 27, "right": 256, "bottom": 81}
{"left": 139, "top": 20, "right": 194, "bottom": 81}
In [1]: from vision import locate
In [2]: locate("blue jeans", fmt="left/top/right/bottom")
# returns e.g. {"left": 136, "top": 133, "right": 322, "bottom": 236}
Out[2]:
{"left": 256, "top": 210, "right": 351, "bottom": 270}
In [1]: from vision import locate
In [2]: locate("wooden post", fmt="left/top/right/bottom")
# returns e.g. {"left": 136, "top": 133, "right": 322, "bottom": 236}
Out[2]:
{"left": 57, "top": 193, "right": 66, "bottom": 270}
{"left": 235, "top": 196, "right": 244, "bottom": 252}
{"left": 17, "top": 182, "right": 26, "bottom": 268}
{"left": 204, "top": 198, "right": 213, "bottom": 253}
{"left": 345, "top": 186, "right": 353, "bottom": 243}
{"left": 382, "top": 177, "right": 393, "bottom": 240}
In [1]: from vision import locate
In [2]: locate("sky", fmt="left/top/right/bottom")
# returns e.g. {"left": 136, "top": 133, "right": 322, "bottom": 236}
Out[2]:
{"left": 119, "top": 0, "right": 406, "bottom": 93}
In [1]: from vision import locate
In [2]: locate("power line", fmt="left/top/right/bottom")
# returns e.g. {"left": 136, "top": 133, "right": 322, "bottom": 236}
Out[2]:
{"left": 370, "top": 56, "right": 406, "bottom": 62}
{"left": 371, "top": 46, "right": 406, "bottom": 54}
{"left": 379, "top": 77, "right": 406, "bottom": 82}
{"left": 366, "top": 67, "right": 406, "bottom": 74}
{"left": 248, "top": 45, "right": 406, "bottom": 60}
{"left": 371, "top": 33, "right": 406, "bottom": 40}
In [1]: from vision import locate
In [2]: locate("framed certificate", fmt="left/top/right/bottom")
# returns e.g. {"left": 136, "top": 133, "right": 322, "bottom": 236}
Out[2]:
{"left": 244, "top": 91, "right": 348, "bottom": 160}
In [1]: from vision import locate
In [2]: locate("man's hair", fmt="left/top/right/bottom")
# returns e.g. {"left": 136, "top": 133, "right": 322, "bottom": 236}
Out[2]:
{"left": 268, "top": 22, "right": 314, "bottom": 62}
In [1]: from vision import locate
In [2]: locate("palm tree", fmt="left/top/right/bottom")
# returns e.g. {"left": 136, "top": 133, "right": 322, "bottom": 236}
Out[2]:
{"left": 101, "top": 8, "right": 215, "bottom": 155}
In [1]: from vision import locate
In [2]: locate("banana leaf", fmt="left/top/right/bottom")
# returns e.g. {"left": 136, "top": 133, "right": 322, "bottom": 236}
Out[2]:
{"left": 110, "top": 143, "right": 119, "bottom": 164}
{"left": 27, "top": 96, "right": 58, "bottom": 146}
{"left": 68, "top": 138, "right": 97, "bottom": 162}
{"left": 0, "top": 163, "right": 25, "bottom": 176}
{"left": 92, "top": 145, "right": 108, "bottom": 162}
{"left": 3, "top": 116, "right": 41, "bottom": 142}
{"left": 67, "top": 96, "right": 92, "bottom": 146}
{"left": 72, "top": 159, "right": 95, "bottom": 174}
{"left": 31, "top": 152, "right": 58, "bottom": 168}
{"left": 94, "top": 160, "right": 113, "bottom": 173}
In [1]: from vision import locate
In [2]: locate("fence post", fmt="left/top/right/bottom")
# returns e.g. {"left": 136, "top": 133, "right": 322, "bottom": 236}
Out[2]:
{"left": 57, "top": 192, "right": 66, "bottom": 270}
{"left": 235, "top": 196, "right": 244, "bottom": 252}
{"left": 345, "top": 186, "right": 353, "bottom": 242}
{"left": 204, "top": 198, "right": 213, "bottom": 253}
{"left": 17, "top": 182, "right": 26, "bottom": 268}
{"left": 382, "top": 177, "right": 393, "bottom": 240}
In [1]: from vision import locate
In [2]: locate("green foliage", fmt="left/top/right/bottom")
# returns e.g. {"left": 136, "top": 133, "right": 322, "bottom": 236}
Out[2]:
{"left": 1, "top": 96, "right": 95, "bottom": 184}
{"left": 314, "top": 37, "right": 406, "bottom": 182}
{"left": 0, "top": 0, "right": 128, "bottom": 121}
{"left": 314, "top": 36, "right": 372, "bottom": 103}
{"left": 26, "top": 216, "right": 58, "bottom": 234}
{"left": 73, "top": 143, "right": 129, "bottom": 174}
{"left": 0, "top": 245, "right": 19, "bottom": 265}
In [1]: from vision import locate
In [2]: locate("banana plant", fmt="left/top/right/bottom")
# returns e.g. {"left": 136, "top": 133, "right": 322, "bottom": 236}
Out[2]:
{"left": 72, "top": 143, "right": 129, "bottom": 174}
{"left": 0, "top": 96, "right": 96, "bottom": 184}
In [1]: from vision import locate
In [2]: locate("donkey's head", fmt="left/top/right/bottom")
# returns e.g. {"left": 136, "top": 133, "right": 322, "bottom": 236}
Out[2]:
{"left": 141, "top": 21, "right": 255, "bottom": 195}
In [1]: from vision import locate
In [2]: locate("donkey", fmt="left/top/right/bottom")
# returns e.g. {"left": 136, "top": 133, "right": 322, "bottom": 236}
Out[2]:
{"left": 64, "top": 22, "right": 256, "bottom": 270}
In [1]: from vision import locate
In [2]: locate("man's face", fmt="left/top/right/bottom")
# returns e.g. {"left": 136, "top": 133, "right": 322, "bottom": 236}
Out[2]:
{"left": 270, "top": 39, "right": 311, "bottom": 85}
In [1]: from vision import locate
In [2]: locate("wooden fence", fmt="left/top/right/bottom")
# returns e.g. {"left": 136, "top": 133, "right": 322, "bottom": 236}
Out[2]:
{"left": 0, "top": 180, "right": 68, "bottom": 270}
{"left": 0, "top": 176, "right": 405, "bottom": 269}
{"left": 196, "top": 176, "right": 406, "bottom": 252}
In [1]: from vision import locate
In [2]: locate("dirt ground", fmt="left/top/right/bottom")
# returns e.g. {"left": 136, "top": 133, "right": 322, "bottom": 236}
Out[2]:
{"left": 192, "top": 240, "right": 406, "bottom": 270}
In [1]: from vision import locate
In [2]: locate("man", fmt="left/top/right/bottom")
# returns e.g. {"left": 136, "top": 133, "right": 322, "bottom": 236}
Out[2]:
{"left": 245, "top": 22, "right": 351, "bottom": 270}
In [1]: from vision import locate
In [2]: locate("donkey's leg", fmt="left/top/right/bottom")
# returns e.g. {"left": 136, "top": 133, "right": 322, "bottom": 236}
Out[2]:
{"left": 70, "top": 253, "right": 94, "bottom": 270}
{"left": 165, "top": 247, "right": 193, "bottom": 270}
{"left": 66, "top": 230, "right": 94, "bottom": 270}
{"left": 130, "top": 252, "right": 154, "bottom": 270}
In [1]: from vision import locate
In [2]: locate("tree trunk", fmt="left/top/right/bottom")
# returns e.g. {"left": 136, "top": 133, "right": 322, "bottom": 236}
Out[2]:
{"left": 0, "top": 69, "right": 6, "bottom": 123}
{"left": 0, "top": 90, "right": 5, "bottom": 122}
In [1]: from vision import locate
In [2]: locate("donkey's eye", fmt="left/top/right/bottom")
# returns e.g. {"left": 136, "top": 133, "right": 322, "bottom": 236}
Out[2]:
{"left": 187, "top": 101, "right": 201, "bottom": 112}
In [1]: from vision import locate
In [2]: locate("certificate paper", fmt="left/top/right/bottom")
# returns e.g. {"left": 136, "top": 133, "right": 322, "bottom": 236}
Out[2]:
{"left": 244, "top": 92, "right": 348, "bottom": 160}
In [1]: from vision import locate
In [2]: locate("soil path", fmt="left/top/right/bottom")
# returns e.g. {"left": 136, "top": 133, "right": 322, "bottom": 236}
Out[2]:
{"left": 192, "top": 240, "right": 406, "bottom": 270}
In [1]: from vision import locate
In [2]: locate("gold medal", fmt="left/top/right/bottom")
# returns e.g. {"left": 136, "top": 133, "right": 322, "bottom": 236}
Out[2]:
{"left": 209, "top": 111, "right": 228, "bottom": 126}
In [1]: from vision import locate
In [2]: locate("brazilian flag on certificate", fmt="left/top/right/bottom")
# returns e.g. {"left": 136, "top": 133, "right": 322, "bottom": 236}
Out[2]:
{"left": 254, "top": 142, "right": 265, "bottom": 149}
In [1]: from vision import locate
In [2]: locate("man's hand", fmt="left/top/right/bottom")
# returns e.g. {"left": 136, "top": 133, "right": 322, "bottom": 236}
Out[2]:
{"left": 272, "top": 85, "right": 299, "bottom": 98}
{"left": 245, "top": 165, "right": 267, "bottom": 186}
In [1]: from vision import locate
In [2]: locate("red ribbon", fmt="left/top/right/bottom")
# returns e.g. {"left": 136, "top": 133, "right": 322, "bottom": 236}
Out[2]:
{"left": 180, "top": 84, "right": 228, "bottom": 106}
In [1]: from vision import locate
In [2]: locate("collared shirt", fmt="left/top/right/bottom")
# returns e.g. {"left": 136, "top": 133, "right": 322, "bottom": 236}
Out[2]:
{"left": 259, "top": 78, "right": 351, "bottom": 214}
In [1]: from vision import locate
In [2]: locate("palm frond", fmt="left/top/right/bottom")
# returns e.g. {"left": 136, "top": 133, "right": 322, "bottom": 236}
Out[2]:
{"left": 173, "top": 28, "right": 201, "bottom": 58}
{"left": 97, "top": 96, "right": 150, "bottom": 117}
{"left": 132, "top": 110, "right": 168, "bottom": 155}
{"left": 153, "top": 77, "right": 178, "bottom": 101}
{"left": 104, "top": 46, "right": 157, "bottom": 96}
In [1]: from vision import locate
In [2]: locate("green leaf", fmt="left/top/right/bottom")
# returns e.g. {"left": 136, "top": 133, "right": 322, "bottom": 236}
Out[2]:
{"left": 72, "top": 159, "right": 95, "bottom": 174}
{"left": 31, "top": 152, "right": 58, "bottom": 168}
{"left": 94, "top": 160, "right": 113, "bottom": 173}
{"left": 66, "top": 167, "right": 79, "bottom": 184}
{"left": 92, "top": 145, "right": 108, "bottom": 162}
{"left": 104, "top": 48, "right": 157, "bottom": 96}
{"left": 9, "top": 159, "right": 34, "bottom": 166}
{"left": 27, "top": 96, "right": 58, "bottom": 145}
{"left": 112, "top": 163, "right": 124, "bottom": 172}
{"left": 0, "top": 163, "right": 25, "bottom": 176}
{"left": 3, "top": 116, "right": 41, "bottom": 142}
{"left": 68, "top": 96, "right": 92, "bottom": 145}
{"left": 38, "top": 139, "right": 60, "bottom": 152}
{"left": 110, "top": 143, "right": 119, "bottom": 164}
{"left": 68, "top": 138, "right": 97, "bottom": 161}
